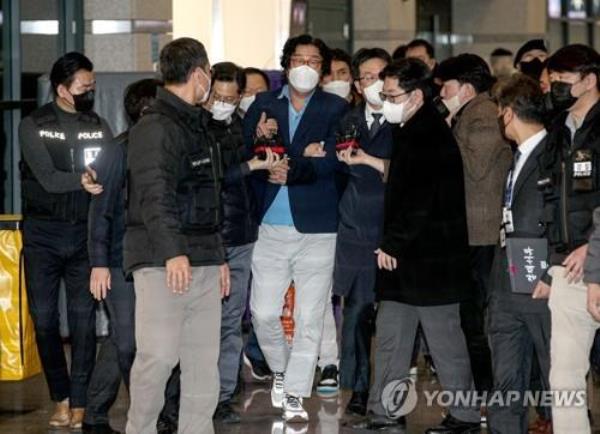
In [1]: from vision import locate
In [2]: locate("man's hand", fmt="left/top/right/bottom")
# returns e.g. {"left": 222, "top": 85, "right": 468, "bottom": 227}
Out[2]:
{"left": 256, "top": 112, "right": 278, "bottom": 139}
{"left": 375, "top": 248, "right": 397, "bottom": 271}
{"left": 247, "top": 148, "right": 282, "bottom": 171}
{"left": 337, "top": 148, "right": 369, "bottom": 165}
{"left": 588, "top": 283, "right": 600, "bottom": 322}
{"left": 563, "top": 243, "right": 588, "bottom": 283}
{"left": 532, "top": 280, "right": 551, "bottom": 299}
{"left": 81, "top": 167, "right": 103, "bottom": 195}
{"left": 303, "top": 142, "right": 326, "bottom": 158}
{"left": 166, "top": 255, "right": 192, "bottom": 294}
{"left": 220, "top": 264, "right": 231, "bottom": 298}
{"left": 268, "top": 158, "right": 289, "bottom": 185}
{"left": 90, "top": 267, "right": 111, "bottom": 301}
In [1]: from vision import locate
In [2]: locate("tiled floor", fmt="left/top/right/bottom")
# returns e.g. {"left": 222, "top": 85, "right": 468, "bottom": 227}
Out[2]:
{"left": 1, "top": 360, "right": 599, "bottom": 434}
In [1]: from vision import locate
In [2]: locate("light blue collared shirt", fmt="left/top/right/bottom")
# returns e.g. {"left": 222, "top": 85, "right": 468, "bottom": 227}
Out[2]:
{"left": 262, "top": 85, "right": 315, "bottom": 226}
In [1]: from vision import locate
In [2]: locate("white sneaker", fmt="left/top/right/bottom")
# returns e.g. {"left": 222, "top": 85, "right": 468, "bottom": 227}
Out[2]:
{"left": 283, "top": 394, "right": 309, "bottom": 422}
{"left": 271, "top": 372, "right": 285, "bottom": 408}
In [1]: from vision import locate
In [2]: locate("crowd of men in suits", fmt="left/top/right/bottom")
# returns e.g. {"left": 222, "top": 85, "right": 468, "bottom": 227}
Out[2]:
{"left": 17, "top": 33, "right": 600, "bottom": 434}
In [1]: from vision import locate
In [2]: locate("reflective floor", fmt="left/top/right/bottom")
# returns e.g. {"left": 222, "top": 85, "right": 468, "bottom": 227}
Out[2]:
{"left": 1, "top": 359, "right": 600, "bottom": 434}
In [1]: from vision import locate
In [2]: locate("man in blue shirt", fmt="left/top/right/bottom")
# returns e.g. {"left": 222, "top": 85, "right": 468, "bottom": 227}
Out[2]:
{"left": 243, "top": 34, "right": 347, "bottom": 423}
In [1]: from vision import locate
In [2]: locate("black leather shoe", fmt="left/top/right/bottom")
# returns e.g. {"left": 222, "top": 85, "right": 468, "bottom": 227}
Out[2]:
{"left": 352, "top": 413, "right": 406, "bottom": 431}
{"left": 345, "top": 391, "right": 369, "bottom": 416}
{"left": 156, "top": 418, "right": 178, "bottom": 434}
{"left": 213, "top": 401, "right": 241, "bottom": 424}
{"left": 425, "top": 414, "right": 481, "bottom": 434}
{"left": 82, "top": 423, "right": 121, "bottom": 434}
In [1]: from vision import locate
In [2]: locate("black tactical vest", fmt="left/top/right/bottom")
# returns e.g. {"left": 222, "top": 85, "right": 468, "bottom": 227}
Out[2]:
{"left": 21, "top": 103, "right": 105, "bottom": 222}
{"left": 145, "top": 100, "right": 223, "bottom": 235}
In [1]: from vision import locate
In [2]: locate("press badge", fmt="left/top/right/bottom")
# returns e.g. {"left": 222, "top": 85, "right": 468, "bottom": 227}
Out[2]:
{"left": 84, "top": 146, "right": 102, "bottom": 166}
{"left": 502, "top": 207, "right": 514, "bottom": 233}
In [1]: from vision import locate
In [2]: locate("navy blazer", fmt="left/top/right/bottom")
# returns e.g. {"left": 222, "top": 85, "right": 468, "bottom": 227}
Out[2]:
{"left": 337, "top": 103, "right": 393, "bottom": 248}
{"left": 243, "top": 87, "right": 348, "bottom": 233}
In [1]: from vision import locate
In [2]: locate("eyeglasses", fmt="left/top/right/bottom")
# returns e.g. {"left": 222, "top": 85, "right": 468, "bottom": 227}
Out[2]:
{"left": 212, "top": 93, "right": 239, "bottom": 104}
{"left": 379, "top": 91, "right": 411, "bottom": 103}
{"left": 358, "top": 74, "right": 379, "bottom": 84}
{"left": 290, "top": 55, "right": 323, "bottom": 69}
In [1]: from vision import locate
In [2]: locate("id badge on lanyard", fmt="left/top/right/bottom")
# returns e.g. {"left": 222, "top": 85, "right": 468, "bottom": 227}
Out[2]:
{"left": 500, "top": 206, "right": 514, "bottom": 248}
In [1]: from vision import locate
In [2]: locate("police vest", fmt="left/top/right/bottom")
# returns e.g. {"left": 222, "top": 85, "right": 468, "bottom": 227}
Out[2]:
{"left": 21, "top": 103, "right": 105, "bottom": 222}
{"left": 145, "top": 100, "right": 223, "bottom": 235}
{"left": 538, "top": 110, "right": 600, "bottom": 253}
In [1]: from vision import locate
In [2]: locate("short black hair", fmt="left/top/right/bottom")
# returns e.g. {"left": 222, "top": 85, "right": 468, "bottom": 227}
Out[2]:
{"left": 244, "top": 67, "right": 271, "bottom": 90}
{"left": 280, "top": 34, "right": 332, "bottom": 76}
{"left": 514, "top": 39, "right": 548, "bottom": 66}
{"left": 124, "top": 78, "right": 162, "bottom": 124}
{"left": 211, "top": 62, "right": 246, "bottom": 94}
{"left": 437, "top": 54, "right": 495, "bottom": 93}
{"left": 392, "top": 44, "right": 407, "bottom": 61}
{"left": 159, "top": 37, "right": 209, "bottom": 84}
{"left": 547, "top": 44, "right": 600, "bottom": 91}
{"left": 491, "top": 48, "right": 513, "bottom": 58}
{"left": 50, "top": 51, "right": 94, "bottom": 94}
{"left": 380, "top": 58, "right": 433, "bottom": 100}
{"left": 351, "top": 47, "right": 392, "bottom": 80}
{"left": 493, "top": 73, "right": 545, "bottom": 124}
{"left": 330, "top": 48, "right": 352, "bottom": 71}
{"left": 406, "top": 39, "right": 435, "bottom": 59}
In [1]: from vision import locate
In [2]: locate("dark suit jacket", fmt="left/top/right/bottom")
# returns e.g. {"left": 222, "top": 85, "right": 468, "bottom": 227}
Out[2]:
{"left": 376, "top": 101, "right": 472, "bottom": 306}
{"left": 488, "top": 134, "right": 550, "bottom": 313}
{"left": 242, "top": 87, "right": 348, "bottom": 233}
{"left": 333, "top": 103, "right": 393, "bottom": 297}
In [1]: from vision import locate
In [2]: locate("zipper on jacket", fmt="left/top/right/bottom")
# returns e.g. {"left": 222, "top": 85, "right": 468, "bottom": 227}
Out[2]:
{"left": 209, "top": 146, "right": 220, "bottom": 225}
{"left": 560, "top": 160, "right": 570, "bottom": 247}
{"left": 69, "top": 147, "right": 76, "bottom": 222}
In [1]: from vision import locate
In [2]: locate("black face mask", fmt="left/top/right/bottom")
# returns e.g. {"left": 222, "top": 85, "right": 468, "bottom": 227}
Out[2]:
{"left": 432, "top": 95, "right": 450, "bottom": 119}
{"left": 549, "top": 81, "right": 577, "bottom": 113}
{"left": 71, "top": 90, "right": 95, "bottom": 112}
{"left": 519, "top": 58, "right": 544, "bottom": 80}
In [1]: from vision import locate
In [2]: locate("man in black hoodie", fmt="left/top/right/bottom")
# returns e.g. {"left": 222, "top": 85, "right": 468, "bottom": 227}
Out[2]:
{"left": 124, "top": 38, "right": 228, "bottom": 434}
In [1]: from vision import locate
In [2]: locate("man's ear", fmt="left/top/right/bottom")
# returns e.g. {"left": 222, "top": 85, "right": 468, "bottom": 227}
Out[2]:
{"left": 354, "top": 80, "right": 362, "bottom": 95}
{"left": 584, "top": 72, "right": 598, "bottom": 92}
{"left": 56, "top": 83, "right": 72, "bottom": 102}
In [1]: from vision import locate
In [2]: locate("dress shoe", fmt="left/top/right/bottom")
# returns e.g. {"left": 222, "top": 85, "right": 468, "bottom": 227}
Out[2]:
{"left": 48, "top": 399, "right": 71, "bottom": 427}
{"left": 345, "top": 391, "right": 368, "bottom": 416}
{"left": 352, "top": 413, "right": 406, "bottom": 431}
{"left": 70, "top": 408, "right": 86, "bottom": 430}
{"left": 82, "top": 423, "right": 122, "bottom": 434}
{"left": 156, "top": 419, "right": 178, "bottom": 434}
{"left": 528, "top": 415, "right": 552, "bottom": 434}
{"left": 213, "top": 400, "right": 241, "bottom": 424}
{"left": 425, "top": 414, "right": 481, "bottom": 434}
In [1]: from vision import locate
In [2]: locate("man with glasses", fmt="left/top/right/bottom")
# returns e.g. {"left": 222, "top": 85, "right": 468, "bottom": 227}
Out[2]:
{"left": 243, "top": 34, "right": 347, "bottom": 422}
{"left": 329, "top": 47, "right": 392, "bottom": 416}
{"left": 355, "top": 58, "right": 480, "bottom": 433}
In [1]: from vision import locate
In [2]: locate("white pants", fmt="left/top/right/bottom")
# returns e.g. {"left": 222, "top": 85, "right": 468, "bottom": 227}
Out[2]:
{"left": 250, "top": 225, "right": 336, "bottom": 397}
{"left": 548, "top": 266, "right": 600, "bottom": 434}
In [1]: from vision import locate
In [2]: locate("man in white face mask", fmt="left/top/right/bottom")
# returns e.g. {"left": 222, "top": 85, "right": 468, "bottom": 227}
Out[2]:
{"left": 436, "top": 54, "right": 512, "bottom": 406}
{"left": 355, "top": 58, "right": 481, "bottom": 433}
{"left": 321, "top": 48, "right": 355, "bottom": 104}
{"left": 243, "top": 34, "right": 348, "bottom": 423}
{"left": 202, "top": 62, "right": 281, "bottom": 424}
{"left": 238, "top": 67, "right": 270, "bottom": 118}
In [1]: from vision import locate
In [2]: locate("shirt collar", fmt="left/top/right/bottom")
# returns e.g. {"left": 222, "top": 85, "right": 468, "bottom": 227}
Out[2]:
{"left": 278, "top": 84, "right": 316, "bottom": 104}
{"left": 518, "top": 128, "right": 547, "bottom": 157}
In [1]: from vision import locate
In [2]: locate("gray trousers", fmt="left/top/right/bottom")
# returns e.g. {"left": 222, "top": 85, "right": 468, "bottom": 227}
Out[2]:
{"left": 368, "top": 301, "right": 479, "bottom": 423}
{"left": 126, "top": 266, "right": 221, "bottom": 434}
{"left": 219, "top": 244, "right": 254, "bottom": 403}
